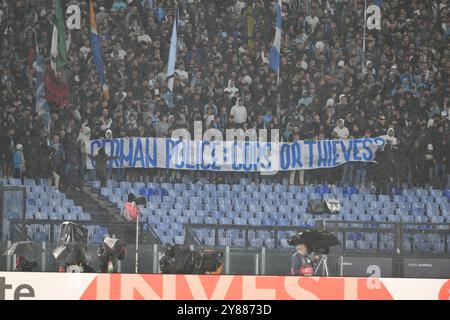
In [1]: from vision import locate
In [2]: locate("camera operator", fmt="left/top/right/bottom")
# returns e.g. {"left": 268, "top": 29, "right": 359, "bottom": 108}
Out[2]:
{"left": 290, "top": 243, "right": 318, "bottom": 276}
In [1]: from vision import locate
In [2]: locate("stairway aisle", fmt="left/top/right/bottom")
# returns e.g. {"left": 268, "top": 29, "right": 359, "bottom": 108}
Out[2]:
{"left": 65, "top": 185, "right": 122, "bottom": 224}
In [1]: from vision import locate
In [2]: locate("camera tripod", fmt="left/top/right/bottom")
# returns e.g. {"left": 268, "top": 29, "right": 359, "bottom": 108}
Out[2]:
{"left": 314, "top": 254, "right": 329, "bottom": 277}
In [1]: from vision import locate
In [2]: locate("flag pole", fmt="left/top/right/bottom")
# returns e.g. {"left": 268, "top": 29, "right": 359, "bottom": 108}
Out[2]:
{"left": 135, "top": 210, "right": 139, "bottom": 273}
{"left": 276, "top": 0, "right": 281, "bottom": 87}
{"left": 362, "top": 0, "right": 367, "bottom": 72}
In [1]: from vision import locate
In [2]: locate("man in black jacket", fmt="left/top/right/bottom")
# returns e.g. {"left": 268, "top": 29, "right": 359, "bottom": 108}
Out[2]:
{"left": 88, "top": 147, "right": 118, "bottom": 188}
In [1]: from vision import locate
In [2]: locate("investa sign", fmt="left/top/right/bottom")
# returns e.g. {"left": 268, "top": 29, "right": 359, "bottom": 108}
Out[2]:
{"left": 0, "top": 273, "right": 449, "bottom": 300}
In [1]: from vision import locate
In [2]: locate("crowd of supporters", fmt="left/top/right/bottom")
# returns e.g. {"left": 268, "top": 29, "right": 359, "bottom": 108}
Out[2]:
{"left": 0, "top": 0, "right": 449, "bottom": 193}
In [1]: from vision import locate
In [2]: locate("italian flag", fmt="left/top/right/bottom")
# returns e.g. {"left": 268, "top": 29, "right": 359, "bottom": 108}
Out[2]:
{"left": 45, "top": 0, "right": 70, "bottom": 106}
{"left": 50, "top": 0, "right": 68, "bottom": 72}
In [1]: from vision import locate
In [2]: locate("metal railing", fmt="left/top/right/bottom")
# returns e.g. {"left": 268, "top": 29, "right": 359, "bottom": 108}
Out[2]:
{"left": 185, "top": 220, "right": 450, "bottom": 257}
{"left": 185, "top": 223, "right": 308, "bottom": 249}
{"left": 8, "top": 219, "right": 161, "bottom": 245}
{"left": 2, "top": 219, "right": 449, "bottom": 277}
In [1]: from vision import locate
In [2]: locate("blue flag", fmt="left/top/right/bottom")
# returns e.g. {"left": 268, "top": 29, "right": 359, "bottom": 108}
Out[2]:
{"left": 269, "top": 0, "right": 282, "bottom": 81}
{"left": 167, "top": 11, "right": 178, "bottom": 92}
{"left": 89, "top": 0, "right": 109, "bottom": 99}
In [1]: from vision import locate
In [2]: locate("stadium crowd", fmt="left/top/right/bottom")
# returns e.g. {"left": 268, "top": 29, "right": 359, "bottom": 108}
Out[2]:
{"left": 0, "top": 0, "right": 449, "bottom": 193}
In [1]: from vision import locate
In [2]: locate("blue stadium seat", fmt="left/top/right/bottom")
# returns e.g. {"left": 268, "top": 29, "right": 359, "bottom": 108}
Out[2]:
{"left": 412, "top": 207, "right": 425, "bottom": 215}
{"left": 195, "top": 210, "right": 207, "bottom": 217}
{"left": 435, "top": 196, "right": 448, "bottom": 205}
{"left": 274, "top": 184, "right": 287, "bottom": 193}
{"left": 200, "top": 216, "right": 213, "bottom": 224}
{"left": 420, "top": 195, "right": 434, "bottom": 203}
{"left": 160, "top": 202, "right": 172, "bottom": 210}
{"left": 401, "top": 216, "right": 414, "bottom": 222}
{"left": 406, "top": 195, "right": 419, "bottom": 203}
{"left": 211, "top": 211, "right": 223, "bottom": 219}
{"left": 218, "top": 184, "right": 230, "bottom": 192}
{"left": 175, "top": 216, "right": 188, "bottom": 224}
{"left": 219, "top": 217, "right": 232, "bottom": 224}
{"left": 232, "top": 197, "right": 245, "bottom": 206}
{"left": 343, "top": 186, "right": 358, "bottom": 195}
{"left": 234, "top": 203, "right": 247, "bottom": 212}
{"left": 393, "top": 195, "right": 406, "bottom": 203}
{"left": 219, "top": 202, "right": 232, "bottom": 212}
{"left": 396, "top": 206, "right": 411, "bottom": 216}
{"left": 244, "top": 198, "right": 256, "bottom": 206}
{"left": 250, "top": 239, "right": 263, "bottom": 247}
{"left": 443, "top": 189, "right": 450, "bottom": 199}
{"left": 441, "top": 205, "right": 450, "bottom": 216}
{"left": 63, "top": 212, "right": 77, "bottom": 220}
{"left": 233, "top": 217, "right": 247, "bottom": 225}
{"left": 369, "top": 201, "right": 381, "bottom": 209}
{"left": 249, "top": 218, "right": 262, "bottom": 225}
{"left": 262, "top": 217, "right": 276, "bottom": 225}
{"left": 364, "top": 194, "right": 377, "bottom": 202}
{"left": 249, "top": 192, "right": 262, "bottom": 200}
{"left": 277, "top": 205, "right": 290, "bottom": 216}
{"left": 248, "top": 203, "right": 261, "bottom": 213}
{"left": 330, "top": 186, "right": 343, "bottom": 196}
{"left": 350, "top": 194, "right": 363, "bottom": 202}
{"left": 288, "top": 185, "right": 302, "bottom": 193}
{"left": 169, "top": 209, "right": 181, "bottom": 217}
{"left": 398, "top": 202, "right": 412, "bottom": 211}
{"left": 239, "top": 191, "right": 252, "bottom": 199}
{"left": 218, "top": 197, "right": 231, "bottom": 206}
{"left": 277, "top": 218, "right": 290, "bottom": 226}
{"left": 315, "top": 185, "right": 330, "bottom": 195}
{"left": 416, "top": 189, "right": 429, "bottom": 197}
{"left": 259, "top": 185, "right": 272, "bottom": 193}
{"left": 309, "top": 193, "right": 322, "bottom": 200}
{"left": 414, "top": 216, "right": 428, "bottom": 223}
{"left": 167, "top": 190, "right": 180, "bottom": 198}
{"left": 431, "top": 216, "right": 444, "bottom": 223}
{"left": 294, "top": 193, "right": 308, "bottom": 201}
{"left": 279, "top": 192, "right": 294, "bottom": 200}
{"left": 358, "top": 214, "right": 371, "bottom": 221}
{"left": 388, "top": 215, "right": 401, "bottom": 222}
{"left": 204, "top": 203, "right": 217, "bottom": 211}
{"left": 174, "top": 202, "right": 186, "bottom": 209}
{"left": 344, "top": 240, "right": 355, "bottom": 250}
{"left": 378, "top": 195, "right": 391, "bottom": 202}
{"left": 429, "top": 189, "right": 442, "bottom": 198}
{"left": 425, "top": 203, "right": 439, "bottom": 216}
{"left": 372, "top": 215, "right": 386, "bottom": 222}
{"left": 210, "top": 190, "right": 221, "bottom": 198}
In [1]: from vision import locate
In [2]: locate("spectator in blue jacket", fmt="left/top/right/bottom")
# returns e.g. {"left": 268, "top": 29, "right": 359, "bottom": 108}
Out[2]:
{"left": 12, "top": 144, "right": 25, "bottom": 181}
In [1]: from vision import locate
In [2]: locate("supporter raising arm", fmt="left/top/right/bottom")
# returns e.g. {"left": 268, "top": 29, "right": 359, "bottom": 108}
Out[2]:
{"left": 87, "top": 147, "right": 118, "bottom": 188}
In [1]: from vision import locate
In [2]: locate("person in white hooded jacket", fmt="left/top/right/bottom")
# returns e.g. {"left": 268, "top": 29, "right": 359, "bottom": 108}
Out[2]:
{"left": 77, "top": 122, "right": 91, "bottom": 155}
{"left": 224, "top": 79, "right": 239, "bottom": 99}
{"left": 230, "top": 98, "right": 247, "bottom": 126}
{"left": 381, "top": 128, "right": 398, "bottom": 146}
{"left": 77, "top": 122, "right": 91, "bottom": 179}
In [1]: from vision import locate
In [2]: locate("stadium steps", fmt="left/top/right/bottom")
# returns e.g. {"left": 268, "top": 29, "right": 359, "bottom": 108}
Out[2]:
{"left": 65, "top": 185, "right": 121, "bottom": 224}
{"left": 66, "top": 185, "right": 161, "bottom": 244}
